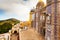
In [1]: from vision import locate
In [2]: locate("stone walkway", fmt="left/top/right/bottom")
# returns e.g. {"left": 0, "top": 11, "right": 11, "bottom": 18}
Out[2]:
{"left": 19, "top": 28, "right": 45, "bottom": 40}
{"left": 11, "top": 34, "right": 19, "bottom": 40}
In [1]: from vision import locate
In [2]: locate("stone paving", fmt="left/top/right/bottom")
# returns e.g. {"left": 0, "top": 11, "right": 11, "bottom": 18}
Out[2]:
{"left": 10, "top": 34, "right": 19, "bottom": 40}
{"left": 19, "top": 28, "right": 45, "bottom": 40}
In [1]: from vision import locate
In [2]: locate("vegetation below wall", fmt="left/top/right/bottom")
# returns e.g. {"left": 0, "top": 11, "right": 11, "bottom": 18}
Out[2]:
{"left": 0, "top": 23, "right": 12, "bottom": 34}
{"left": 0, "top": 18, "right": 20, "bottom": 34}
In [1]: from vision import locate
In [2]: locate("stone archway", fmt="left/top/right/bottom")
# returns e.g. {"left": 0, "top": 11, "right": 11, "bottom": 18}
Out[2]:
{"left": 14, "top": 31, "right": 17, "bottom": 34}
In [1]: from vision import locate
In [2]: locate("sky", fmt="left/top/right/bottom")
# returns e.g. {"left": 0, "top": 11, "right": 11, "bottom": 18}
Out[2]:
{"left": 0, "top": 0, "right": 38, "bottom": 21}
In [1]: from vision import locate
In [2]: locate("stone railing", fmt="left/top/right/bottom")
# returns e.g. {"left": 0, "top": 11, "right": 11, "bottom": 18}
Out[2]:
{"left": 0, "top": 33, "right": 10, "bottom": 40}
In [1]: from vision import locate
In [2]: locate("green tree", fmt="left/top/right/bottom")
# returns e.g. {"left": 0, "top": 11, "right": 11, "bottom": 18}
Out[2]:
{"left": 0, "top": 23, "right": 12, "bottom": 34}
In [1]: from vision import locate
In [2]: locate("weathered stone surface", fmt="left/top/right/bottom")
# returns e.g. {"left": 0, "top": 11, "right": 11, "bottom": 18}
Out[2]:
{"left": 46, "top": 0, "right": 60, "bottom": 40}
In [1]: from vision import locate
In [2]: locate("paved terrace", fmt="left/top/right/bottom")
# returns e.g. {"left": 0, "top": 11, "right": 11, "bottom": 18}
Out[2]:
{"left": 19, "top": 28, "right": 45, "bottom": 40}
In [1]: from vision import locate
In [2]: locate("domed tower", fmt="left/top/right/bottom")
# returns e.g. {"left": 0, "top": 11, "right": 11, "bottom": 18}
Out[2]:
{"left": 34, "top": 1, "right": 46, "bottom": 34}
{"left": 36, "top": 1, "right": 45, "bottom": 9}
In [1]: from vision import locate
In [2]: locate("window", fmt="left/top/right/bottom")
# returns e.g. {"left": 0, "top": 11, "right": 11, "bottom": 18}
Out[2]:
{"left": 36, "top": 13, "right": 38, "bottom": 17}
{"left": 32, "top": 14, "right": 35, "bottom": 20}
{"left": 36, "top": 22, "right": 38, "bottom": 27}
{"left": 40, "top": 16, "right": 43, "bottom": 21}
{"left": 42, "top": 16, "right": 45, "bottom": 20}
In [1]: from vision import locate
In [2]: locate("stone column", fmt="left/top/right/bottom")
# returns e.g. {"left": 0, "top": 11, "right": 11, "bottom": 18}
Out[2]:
{"left": 46, "top": 0, "right": 60, "bottom": 40}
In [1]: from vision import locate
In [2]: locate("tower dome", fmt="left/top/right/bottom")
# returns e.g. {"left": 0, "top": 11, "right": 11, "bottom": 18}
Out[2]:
{"left": 36, "top": 1, "right": 45, "bottom": 8}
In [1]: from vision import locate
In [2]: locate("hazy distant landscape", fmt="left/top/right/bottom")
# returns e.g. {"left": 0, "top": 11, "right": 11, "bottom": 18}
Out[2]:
{"left": 0, "top": 18, "right": 20, "bottom": 34}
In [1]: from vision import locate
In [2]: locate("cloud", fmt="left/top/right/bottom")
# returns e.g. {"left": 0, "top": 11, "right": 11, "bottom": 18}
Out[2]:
{"left": 0, "top": 0, "right": 38, "bottom": 21}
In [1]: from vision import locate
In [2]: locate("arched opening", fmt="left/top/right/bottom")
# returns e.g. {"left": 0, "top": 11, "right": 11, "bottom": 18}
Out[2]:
{"left": 14, "top": 31, "right": 17, "bottom": 34}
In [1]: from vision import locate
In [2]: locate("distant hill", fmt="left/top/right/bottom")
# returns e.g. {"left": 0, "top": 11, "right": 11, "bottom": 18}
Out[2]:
{"left": 0, "top": 18, "right": 20, "bottom": 34}
{"left": 0, "top": 18, "right": 20, "bottom": 25}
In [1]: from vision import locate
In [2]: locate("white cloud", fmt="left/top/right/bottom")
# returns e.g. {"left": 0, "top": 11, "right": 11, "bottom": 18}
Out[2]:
{"left": 0, "top": 0, "right": 38, "bottom": 21}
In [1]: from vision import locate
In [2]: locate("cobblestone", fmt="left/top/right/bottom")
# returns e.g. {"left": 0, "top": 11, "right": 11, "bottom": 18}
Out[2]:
{"left": 20, "top": 28, "right": 45, "bottom": 40}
